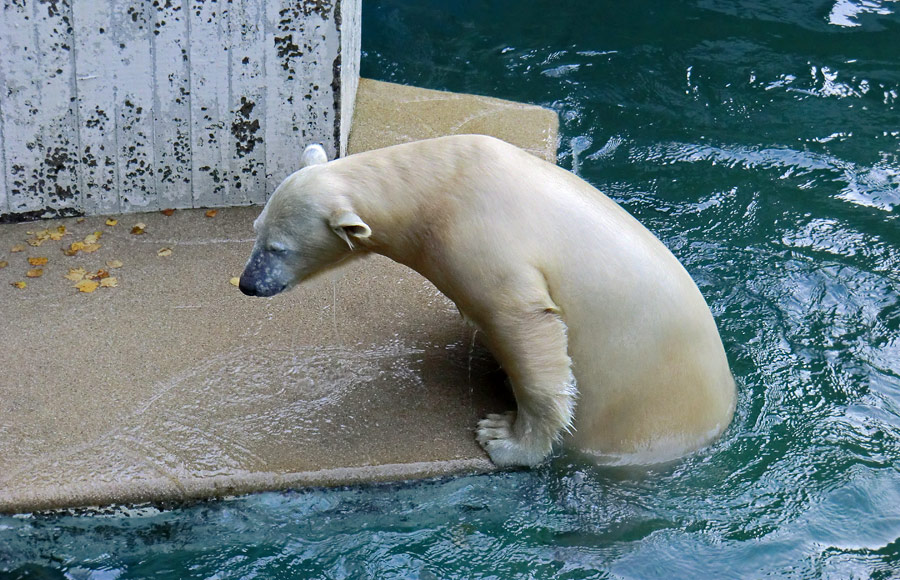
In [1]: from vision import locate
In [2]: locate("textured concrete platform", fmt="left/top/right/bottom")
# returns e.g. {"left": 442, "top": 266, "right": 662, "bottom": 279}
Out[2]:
{"left": 0, "top": 79, "right": 558, "bottom": 513}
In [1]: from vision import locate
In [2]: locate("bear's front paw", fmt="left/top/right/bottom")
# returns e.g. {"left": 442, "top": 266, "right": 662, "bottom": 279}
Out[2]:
{"left": 476, "top": 411, "right": 549, "bottom": 467}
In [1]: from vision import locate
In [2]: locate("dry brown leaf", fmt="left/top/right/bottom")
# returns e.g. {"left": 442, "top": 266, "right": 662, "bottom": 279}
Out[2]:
{"left": 0, "top": 261, "right": 8, "bottom": 269}
{"left": 161, "top": 208, "right": 175, "bottom": 216}
{"left": 157, "top": 247, "right": 173, "bottom": 257}
{"left": 105, "top": 218, "right": 118, "bottom": 226}
{"left": 11, "top": 244, "right": 25, "bottom": 253}
{"left": 90, "top": 269, "right": 111, "bottom": 280}
{"left": 26, "top": 268, "right": 43, "bottom": 278}
{"left": 229, "top": 277, "right": 240, "bottom": 287}
{"left": 11, "top": 281, "right": 26, "bottom": 289}
{"left": 75, "top": 280, "right": 99, "bottom": 293}
{"left": 131, "top": 223, "right": 146, "bottom": 235}
{"left": 64, "top": 267, "right": 87, "bottom": 282}
{"left": 100, "top": 277, "right": 118, "bottom": 288}
{"left": 106, "top": 259, "right": 123, "bottom": 269}
{"left": 28, "top": 257, "right": 48, "bottom": 266}
{"left": 205, "top": 209, "right": 218, "bottom": 218}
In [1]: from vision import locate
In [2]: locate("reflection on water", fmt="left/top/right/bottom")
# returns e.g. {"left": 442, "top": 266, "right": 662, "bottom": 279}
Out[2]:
{"left": 2, "top": 0, "right": 900, "bottom": 577}
{"left": 829, "top": 0, "right": 899, "bottom": 27}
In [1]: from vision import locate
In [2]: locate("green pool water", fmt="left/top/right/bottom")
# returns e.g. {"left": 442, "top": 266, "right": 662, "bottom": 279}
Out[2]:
{"left": 3, "top": 0, "right": 900, "bottom": 577}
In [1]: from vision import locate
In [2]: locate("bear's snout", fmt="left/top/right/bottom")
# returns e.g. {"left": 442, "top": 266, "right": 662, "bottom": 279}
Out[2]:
{"left": 238, "top": 275, "right": 260, "bottom": 296}
{"left": 238, "top": 271, "right": 286, "bottom": 297}
{"left": 239, "top": 250, "right": 289, "bottom": 297}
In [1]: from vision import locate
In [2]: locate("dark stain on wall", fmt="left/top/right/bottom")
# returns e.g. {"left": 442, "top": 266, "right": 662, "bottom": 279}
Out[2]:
{"left": 274, "top": 32, "right": 302, "bottom": 74}
{"left": 232, "top": 97, "right": 263, "bottom": 157}
{"left": 302, "top": 0, "right": 334, "bottom": 18}
{"left": 38, "top": 0, "right": 62, "bottom": 18}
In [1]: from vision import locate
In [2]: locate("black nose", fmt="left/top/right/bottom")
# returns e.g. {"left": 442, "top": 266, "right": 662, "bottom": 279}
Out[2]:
{"left": 238, "top": 276, "right": 258, "bottom": 296}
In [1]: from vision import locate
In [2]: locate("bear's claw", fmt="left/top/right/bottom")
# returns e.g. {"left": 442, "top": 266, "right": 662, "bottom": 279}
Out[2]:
{"left": 476, "top": 411, "right": 549, "bottom": 467}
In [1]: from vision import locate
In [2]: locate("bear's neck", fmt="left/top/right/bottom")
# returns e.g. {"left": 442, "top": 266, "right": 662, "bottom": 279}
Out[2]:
{"left": 329, "top": 145, "right": 468, "bottom": 272}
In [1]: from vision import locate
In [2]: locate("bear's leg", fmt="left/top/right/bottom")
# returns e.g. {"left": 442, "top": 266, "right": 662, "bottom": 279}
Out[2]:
{"left": 475, "top": 308, "right": 575, "bottom": 467}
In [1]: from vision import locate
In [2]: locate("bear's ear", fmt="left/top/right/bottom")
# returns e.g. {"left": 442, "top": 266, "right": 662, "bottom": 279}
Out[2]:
{"left": 301, "top": 144, "right": 329, "bottom": 167}
{"left": 329, "top": 210, "right": 372, "bottom": 249}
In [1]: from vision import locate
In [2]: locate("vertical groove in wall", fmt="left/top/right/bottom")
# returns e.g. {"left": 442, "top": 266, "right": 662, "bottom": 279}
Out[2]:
{"left": 259, "top": 0, "right": 268, "bottom": 205}
{"left": 149, "top": 1, "right": 161, "bottom": 209}
{"left": 185, "top": 0, "right": 196, "bottom": 207}
{"left": 67, "top": 0, "right": 87, "bottom": 215}
{"left": 0, "top": 49, "right": 7, "bottom": 215}
{"left": 226, "top": 0, "right": 236, "bottom": 205}
{"left": 0, "top": 4, "right": 11, "bottom": 216}
{"left": 27, "top": 0, "right": 44, "bottom": 215}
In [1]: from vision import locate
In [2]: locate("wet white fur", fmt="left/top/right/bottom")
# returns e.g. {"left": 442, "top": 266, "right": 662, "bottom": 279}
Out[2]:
{"left": 250, "top": 135, "right": 737, "bottom": 466}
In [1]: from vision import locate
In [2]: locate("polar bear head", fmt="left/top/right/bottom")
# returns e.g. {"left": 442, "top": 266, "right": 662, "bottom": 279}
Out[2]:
{"left": 238, "top": 144, "right": 371, "bottom": 297}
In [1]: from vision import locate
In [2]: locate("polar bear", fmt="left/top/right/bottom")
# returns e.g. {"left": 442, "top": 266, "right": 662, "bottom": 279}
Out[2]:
{"left": 239, "top": 135, "right": 736, "bottom": 467}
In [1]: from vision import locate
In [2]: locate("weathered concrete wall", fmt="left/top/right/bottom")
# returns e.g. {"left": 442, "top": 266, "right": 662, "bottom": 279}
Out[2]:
{"left": 0, "top": 0, "right": 361, "bottom": 221}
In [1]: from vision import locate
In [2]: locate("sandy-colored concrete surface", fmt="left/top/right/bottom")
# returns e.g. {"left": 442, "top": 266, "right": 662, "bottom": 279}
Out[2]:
{"left": 350, "top": 78, "right": 559, "bottom": 163}
{"left": 0, "top": 79, "right": 557, "bottom": 513}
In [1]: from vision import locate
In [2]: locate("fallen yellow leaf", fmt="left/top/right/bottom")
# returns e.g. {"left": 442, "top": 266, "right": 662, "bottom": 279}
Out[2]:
{"left": 0, "top": 261, "right": 8, "bottom": 269}
{"left": 229, "top": 277, "right": 240, "bottom": 287}
{"left": 131, "top": 223, "right": 147, "bottom": 235}
{"left": 64, "top": 267, "right": 87, "bottom": 282}
{"left": 75, "top": 280, "right": 99, "bottom": 293}
{"left": 11, "top": 244, "right": 25, "bottom": 253}
{"left": 63, "top": 241, "right": 85, "bottom": 256}
{"left": 83, "top": 233, "right": 99, "bottom": 244}
{"left": 28, "top": 257, "right": 48, "bottom": 266}
{"left": 27, "top": 229, "right": 52, "bottom": 246}
{"left": 26, "top": 268, "right": 43, "bottom": 278}
{"left": 11, "top": 281, "right": 26, "bottom": 289}
{"left": 106, "top": 218, "right": 118, "bottom": 226}
{"left": 157, "top": 247, "right": 173, "bottom": 257}
{"left": 81, "top": 243, "right": 102, "bottom": 253}
{"left": 77, "top": 217, "right": 86, "bottom": 223}
{"left": 106, "top": 259, "right": 123, "bottom": 269}
{"left": 205, "top": 209, "right": 218, "bottom": 218}
{"left": 100, "top": 277, "right": 118, "bottom": 288}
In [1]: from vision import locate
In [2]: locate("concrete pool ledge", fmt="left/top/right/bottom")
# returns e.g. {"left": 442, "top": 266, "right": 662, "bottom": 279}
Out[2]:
{"left": 0, "top": 79, "right": 558, "bottom": 514}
